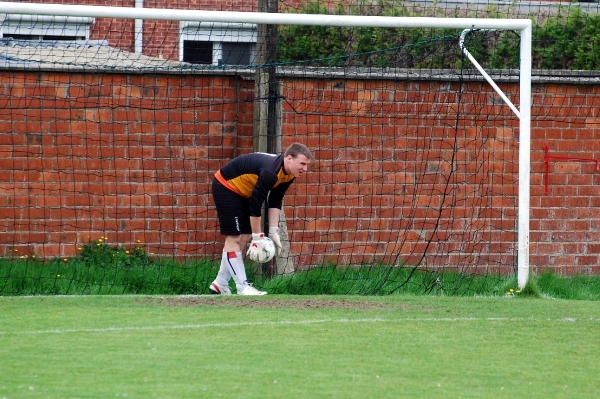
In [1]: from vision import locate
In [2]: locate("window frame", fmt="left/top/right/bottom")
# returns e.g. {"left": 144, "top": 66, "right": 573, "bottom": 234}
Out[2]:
{"left": 0, "top": 14, "right": 94, "bottom": 40}
{"left": 180, "top": 22, "right": 257, "bottom": 66}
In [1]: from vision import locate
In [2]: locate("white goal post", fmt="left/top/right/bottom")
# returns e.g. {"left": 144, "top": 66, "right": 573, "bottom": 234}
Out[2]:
{"left": 0, "top": 1, "right": 532, "bottom": 289}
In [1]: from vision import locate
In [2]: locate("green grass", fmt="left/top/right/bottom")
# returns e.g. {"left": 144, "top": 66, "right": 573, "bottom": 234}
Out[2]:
{"left": 0, "top": 255, "right": 218, "bottom": 296}
{"left": 1, "top": 295, "right": 599, "bottom": 398}
{"left": 5, "top": 253, "right": 600, "bottom": 299}
{"left": 4, "top": 239, "right": 600, "bottom": 299}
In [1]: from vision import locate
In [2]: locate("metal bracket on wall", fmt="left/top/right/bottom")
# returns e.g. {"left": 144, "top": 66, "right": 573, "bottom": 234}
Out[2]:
{"left": 544, "top": 143, "right": 599, "bottom": 195}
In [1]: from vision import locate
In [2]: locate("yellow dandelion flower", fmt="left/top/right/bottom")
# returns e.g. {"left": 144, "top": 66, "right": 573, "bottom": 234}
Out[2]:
{"left": 126, "top": 250, "right": 130, "bottom": 254}
{"left": 63, "top": 258, "right": 68, "bottom": 262}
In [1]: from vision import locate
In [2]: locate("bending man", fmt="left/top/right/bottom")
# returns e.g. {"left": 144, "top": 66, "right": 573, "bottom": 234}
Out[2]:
{"left": 210, "top": 142, "right": 313, "bottom": 295}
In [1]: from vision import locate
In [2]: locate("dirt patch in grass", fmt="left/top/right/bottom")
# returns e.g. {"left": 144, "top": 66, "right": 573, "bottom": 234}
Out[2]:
{"left": 139, "top": 296, "right": 400, "bottom": 310}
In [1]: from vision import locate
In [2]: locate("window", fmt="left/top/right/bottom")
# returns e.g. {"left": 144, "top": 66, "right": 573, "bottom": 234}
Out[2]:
{"left": 1, "top": 14, "right": 94, "bottom": 41}
{"left": 183, "top": 40, "right": 212, "bottom": 64}
{"left": 180, "top": 22, "right": 257, "bottom": 66}
{"left": 222, "top": 42, "right": 251, "bottom": 65}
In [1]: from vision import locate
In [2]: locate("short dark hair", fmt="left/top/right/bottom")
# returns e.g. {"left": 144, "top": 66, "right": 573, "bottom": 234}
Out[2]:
{"left": 284, "top": 142, "right": 314, "bottom": 160}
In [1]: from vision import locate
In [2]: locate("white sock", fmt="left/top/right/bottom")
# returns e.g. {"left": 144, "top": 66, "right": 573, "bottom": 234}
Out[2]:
{"left": 225, "top": 251, "right": 248, "bottom": 291}
{"left": 214, "top": 251, "right": 232, "bottom": 287}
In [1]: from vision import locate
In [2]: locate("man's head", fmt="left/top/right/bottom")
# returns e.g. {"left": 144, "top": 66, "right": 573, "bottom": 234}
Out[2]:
{"left": 284, "top": 143, "right": 313, "bottom": 178}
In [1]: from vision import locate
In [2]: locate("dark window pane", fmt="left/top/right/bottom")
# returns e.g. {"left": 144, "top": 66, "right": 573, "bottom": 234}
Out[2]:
{"left": 4, "top": 34, "right": 38, "bottom": 40}
{"left": 4, "top": 34, "right": 82, "bottom": 41}
{"left": 43, "top": 35, "right": 81, "bottom": 41}
{"left": 222, "top": 42, "right": 250, "bottom": 65}
{"left": 183, "top": 41, "right": 212, "bottom": 64}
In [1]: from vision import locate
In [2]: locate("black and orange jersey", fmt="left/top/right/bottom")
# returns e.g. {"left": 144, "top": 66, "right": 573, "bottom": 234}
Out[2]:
{"left": 215, "top": 152, "right": 294, "bottom": 217}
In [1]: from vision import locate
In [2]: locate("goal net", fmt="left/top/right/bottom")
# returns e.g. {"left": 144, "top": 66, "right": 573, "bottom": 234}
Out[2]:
{"left": 0, "top": 2, "right": 531, "bottom": 295}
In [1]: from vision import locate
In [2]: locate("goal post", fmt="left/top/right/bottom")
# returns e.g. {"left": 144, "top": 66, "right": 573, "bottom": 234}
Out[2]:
{"left": 0, "top": 1, "right": 532, "bottom": 291}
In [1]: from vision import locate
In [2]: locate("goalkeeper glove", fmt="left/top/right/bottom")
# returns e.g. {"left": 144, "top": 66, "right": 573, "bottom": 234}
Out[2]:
{"left": 246, "top": 233, "right": 277, "bottom": 262}
{"left": 247, "top": 233, "right": 265, "bottom": 258}
{"left": 269, "top": 227, "right": 282, "bottom": 256}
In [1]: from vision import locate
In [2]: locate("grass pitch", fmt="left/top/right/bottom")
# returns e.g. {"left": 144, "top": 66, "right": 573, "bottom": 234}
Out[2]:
{"left": 1, "top": 295, "right": 599, "bottom": 399}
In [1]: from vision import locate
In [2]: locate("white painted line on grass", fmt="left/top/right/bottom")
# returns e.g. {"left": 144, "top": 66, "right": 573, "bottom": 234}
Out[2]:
{"left": 0, "top": 317, "right": 529, "bottom": 335}
{"left": 2, "top": 316, "right": 598, "bottom": 336}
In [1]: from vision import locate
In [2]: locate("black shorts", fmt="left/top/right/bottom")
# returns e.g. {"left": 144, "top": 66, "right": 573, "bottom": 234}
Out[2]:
{"left": 212, "top": 178, "right": 252, "bottom": 236}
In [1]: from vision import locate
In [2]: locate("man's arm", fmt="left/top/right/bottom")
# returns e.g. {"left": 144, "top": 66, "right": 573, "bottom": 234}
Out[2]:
{"left": 267, "top": 207, "right": 282, "bottom": 255}
{"left": 267, "top": 180, "right": 292, "bottom": 210}
{"left": 265, "top": 180, "right": 290, "bottom": 257}
{"left": 249, "top": 208, "right": 280, "bottom": 233}
{"left": 267, "top": 207, "right": 280, "bottom": 229}
{"left": 250, "top": 216, "right": 262, "bottom": 234}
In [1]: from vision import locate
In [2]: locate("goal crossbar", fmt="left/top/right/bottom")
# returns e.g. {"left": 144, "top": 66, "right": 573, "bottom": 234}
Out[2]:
{"left": 0, "top": 2, "right": 531, "bottom": 30}
{"left": 0, "top": 1, "right": 532, "bottom": 289}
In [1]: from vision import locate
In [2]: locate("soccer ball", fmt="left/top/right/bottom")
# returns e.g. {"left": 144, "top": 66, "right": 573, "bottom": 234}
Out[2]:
{"left": 247, "top": 237, "right": 276, "bottom": 263}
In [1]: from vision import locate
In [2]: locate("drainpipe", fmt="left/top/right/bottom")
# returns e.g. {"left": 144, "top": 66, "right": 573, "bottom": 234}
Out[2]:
{"left": 135, "top": 0, "right": 143, "bottom": 54}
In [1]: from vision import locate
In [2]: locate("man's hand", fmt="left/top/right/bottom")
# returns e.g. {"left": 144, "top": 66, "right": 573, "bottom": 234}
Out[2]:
{"left": 248, "top": 233, "right": 265, "bottom": 249}
{"left": 246, "top": 233, "right": 265, "bottom": 258}
{"left": 246, "top": 233, "right": 275, "bottom": 263}
{"left": 269, "top": 227, "right": 282, "bottom": 256}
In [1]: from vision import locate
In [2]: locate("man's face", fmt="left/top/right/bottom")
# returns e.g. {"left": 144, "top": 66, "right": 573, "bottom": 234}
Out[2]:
{"left": 286, "top": 154, "right": 311, "bottom": 178}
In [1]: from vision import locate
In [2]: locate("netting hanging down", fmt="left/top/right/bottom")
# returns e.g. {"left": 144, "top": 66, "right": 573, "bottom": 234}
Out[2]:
{"left": 0, "top": 13, "right": 520, "bottom": 295}
{"left": 272, "top": 29, "right": 520, "bottom": 294}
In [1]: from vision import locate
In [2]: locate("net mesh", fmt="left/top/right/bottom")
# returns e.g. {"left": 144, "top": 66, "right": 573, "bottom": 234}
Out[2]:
{"left": 7, "top": 0, "right": 590, "bottom": 295}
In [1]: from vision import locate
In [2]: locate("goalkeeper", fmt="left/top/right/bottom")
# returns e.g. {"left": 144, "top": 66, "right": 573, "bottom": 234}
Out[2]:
{"left": 209, "top": 142, "right": 313, "bottom": 295}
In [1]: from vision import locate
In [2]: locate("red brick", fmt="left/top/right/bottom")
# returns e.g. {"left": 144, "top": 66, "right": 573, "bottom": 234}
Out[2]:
{"left": 0, "top": 66, "right": 595, "bottom": 275}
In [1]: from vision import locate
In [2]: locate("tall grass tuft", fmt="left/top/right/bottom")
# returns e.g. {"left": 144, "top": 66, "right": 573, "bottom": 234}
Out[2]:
{"left": 536, "top": 270, "right": 600, "bottom": 300}
{"left": 0, "top": 239, "right": 218, "bottom": 296}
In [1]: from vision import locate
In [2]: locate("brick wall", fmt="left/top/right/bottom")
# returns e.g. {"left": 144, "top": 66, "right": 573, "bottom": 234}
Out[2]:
{"left": 0, "top": 68, "right": 599, "bottom": 275}
{"left": 530, "top": 83, "right": 600, "bottom": 274}
{"left": 0, "top": 70, "right": 255, "bottom": 259}
{"left": 278, "top": 76, "right": 520, "bottom": 272}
